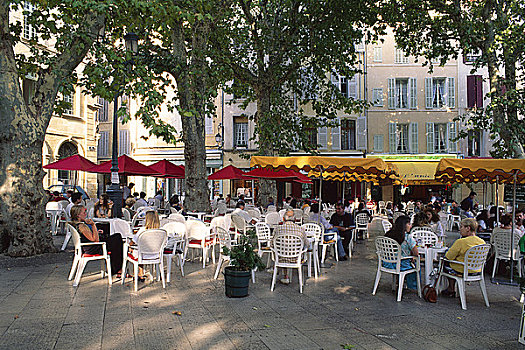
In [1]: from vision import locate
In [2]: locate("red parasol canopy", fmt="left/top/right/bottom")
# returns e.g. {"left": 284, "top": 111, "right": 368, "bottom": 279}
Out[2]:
{"left": 149, "top": 160, "right": 185, "bottom": 178}
{"left": 43, "top": 154, "right": 96, "bottom": 171}
{"left": 87, "top": 155, "right": 160, "bottom": 176}
{"left": 208, "top": 165, "right": 247, "bottom": 180}
{"left": 244, "top": 168, "right": 312, "bottom": 184}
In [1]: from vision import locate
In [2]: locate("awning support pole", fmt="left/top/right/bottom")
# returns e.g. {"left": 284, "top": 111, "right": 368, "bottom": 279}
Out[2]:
{"left": 496, "top": 176, "right": 500, "bottom": 225}
{"left": 510, "top": 171, "right": 518, "bottom": 284}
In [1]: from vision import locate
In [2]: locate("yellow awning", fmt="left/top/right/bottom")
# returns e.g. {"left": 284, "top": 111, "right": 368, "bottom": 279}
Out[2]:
{"left": 250, "top": 156, "right": 394, "bottom": 176}
{"left": 435, "top": 158, "right": 525, "bottom": 184}
{"left": 389, "top": 161, "right": 441, "bottom": 185}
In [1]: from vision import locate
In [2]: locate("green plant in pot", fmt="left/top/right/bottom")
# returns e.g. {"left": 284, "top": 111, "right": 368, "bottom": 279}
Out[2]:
{"left": 222, "top": 229, "right": 265, "bottom": 298}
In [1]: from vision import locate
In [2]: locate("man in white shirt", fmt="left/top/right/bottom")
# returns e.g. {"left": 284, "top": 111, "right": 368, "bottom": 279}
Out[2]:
{"left": 123, "top": 182, "right": 134, "bottom": 200}
{"left": 66, "top": 193, "right": 82, "bottom": 218}
{"left": 232, "top": 201, "right": 256, "bottom": 224}
{"left": 133, "top": 192, "right": 148, "bottom": 211}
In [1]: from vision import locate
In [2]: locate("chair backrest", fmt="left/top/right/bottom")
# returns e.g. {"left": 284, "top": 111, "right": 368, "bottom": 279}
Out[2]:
{"left": 265, "top": 212, "right": 281, "bottom": 226}
{"left": 392, "top": 211, "right": 405, "bottom": 222}
{"left": 463, "top": 244, "right": 491, "bottom": 276}
{"left": 162, "top": 221, "right": 186, "bottom": 238}
{"left": 302, "top": 223, "right": 322, "bottom": 242}
{"left": 231, "top": 214, "right": 247, "bottom": 232}
{"left": 210, "top": 215, "right": 231, "bottom": 234}
{"left": 136, "top": 229, "right": 168, "bottom": 260}
{"left": 185, "top": 220, "right": 209, "bottom": 240}
{"left": 409, "top": 227, "right": 436, "bottom": 245}
{"left": 169, "top": 213, "right": 186, "bottom": 223}
{"left": 247, "top": 209, "right": 259, "bottom": 219}
{"left": 356, "top": 213, "right": 369, "bottom": 227}
{"left": 255, "top": 222, "right": 272, "bottom": 242}
{"left": 375, "top": 236, "right": 401, "bottom": 266}
{"left": 382, "top": 220, "right": 392, "bottom": 233}
{"left": 122, "top": 208, "right": 131, "bottom": 221}
{"left": 67, "top": 223, "right": 82, "bottom": 251}
{"left": 266, "top": 205, "right": 277, "bottom": 213}
{"left": 492, "top": 228, "right": 520, "bottom": 259}
{"left": 278, "top": 209, "right": 287, "bottom": 220}
{"left": 406, "top": 202, "right": 415, "bottom": 213}
{"left": 272, "top": 234, "right": 304, "bottom": 262}
{"left": 303, "top": 206, "right": 311, "bottom": 216}
{"left": 215, "top": 202, "right": 228, "bottom": 215}
{"left": 216, "top": 226, "right": 232, "bottom": 249}
{"left": 46, "top": 201, "right": 61, "bottom": 211}
{"left": 378, "top": 201, "right": 386, "bottom": 209}
{"left": 293, "top": 208, "right": 303, "bottom": 220}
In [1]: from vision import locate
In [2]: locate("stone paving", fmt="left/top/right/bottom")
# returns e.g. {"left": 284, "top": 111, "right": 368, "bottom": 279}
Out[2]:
{"left": 0, "top": 222, "right": 524, "bottom": 350}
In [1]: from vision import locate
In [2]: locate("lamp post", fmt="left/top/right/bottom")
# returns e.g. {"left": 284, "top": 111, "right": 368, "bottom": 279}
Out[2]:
{"left": 107, "top": 32, "right": 138, "bottom": 218}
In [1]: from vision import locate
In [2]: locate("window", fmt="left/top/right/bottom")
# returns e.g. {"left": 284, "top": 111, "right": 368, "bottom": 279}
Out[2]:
{"left": 463, "top": 51, "right": 481, "bottom": 64}
{"left": 57, "top": 142, "right": 78, "bottom": 184}
{"left": 425, "top": 77, "right": 455, "bottom": 109}
{"left": 331, "top": 74, "right": 358, "bottom": 99}
{"left": 305, "top": 127, "right": 317, "bottom": 148}
{"left": 373, "top": 135, "right": 384, "bottom": 153}
{"left": 22, "top": 2, "right": 36, "bottom": 39}
{"left": 63, "top": 93, "right": 74, "bottom": 115}
{"left": 372, "top": 88, "right": 383, "bottom": 107}
{"left": 467, "top": 75, "right": 483, "bottom": 109}
{"left": 341, "top": 119, "right": 356, "bottom": 150}
{"left": 97, "top": 98, "right": 109, "bottom": 122}
{"left": 98, "top": 131, "right": 109, "bottom": 157}
{"left": 118, "top": 129, "right": 130, "bottom": 155}
{"left": 318, "top": 126, "right": 328, "bottom": 150}
{"left": 389, "top": 122, "right": 418, "bottom": 154}
{"left": 388, "top": 78, "right": 416, "bottom": 109}
{"left": 395, "top": 48, "right": 409, "bottom": 64}
{"left": 426, "top": 122, "right": 457, "bottom": 154}
{"left": 205, "top": 115, "right": 213, "bottom": 135}
{"left": 468, "top": 130, "right": 481, "bottom": 157}
{"left": 22, "top": 78, "right": 35, "bottom": 104}
{"left": 233, "top": 116, "right": 248, "bottom": 147}
{"left": 373, "top": 47, "right": 382, "bottom": 62}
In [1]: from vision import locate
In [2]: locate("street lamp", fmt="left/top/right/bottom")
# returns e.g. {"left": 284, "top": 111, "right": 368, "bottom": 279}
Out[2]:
{"left": 107, "top": 32, "right": 138, "bottom": 218}
{"left": 215, "top": 123, "right": 224, "bottom": 149}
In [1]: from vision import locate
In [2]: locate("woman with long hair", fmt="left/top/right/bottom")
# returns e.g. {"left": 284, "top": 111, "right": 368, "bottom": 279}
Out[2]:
{"left": 412, "top": 211, "right": 429, "bottom": 228}
{"left": 131, "top": 210, "right": 161, "bottom": 281}
{"left": 384, "top": 215, "right": 420, "bottom": 290}
{"left": 94, "top": 193, "right": 113, "bottom": 218}
{"left": 70, "top": 205, "right": 123, "bottom": 277}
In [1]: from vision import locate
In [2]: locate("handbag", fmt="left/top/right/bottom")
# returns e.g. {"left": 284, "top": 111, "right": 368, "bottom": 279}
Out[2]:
{"left": 422, "top": 284, "right": 437, "bottom": 303}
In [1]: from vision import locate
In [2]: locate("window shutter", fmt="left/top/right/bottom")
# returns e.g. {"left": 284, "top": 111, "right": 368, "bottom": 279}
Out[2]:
{"left": 331, "top": 118, "right": 341, "bottom": 150}
{"left": 373, "top": 135, "right": 384, "bottom": 153}
{"left": 374, "top": 47, "right": 382, "bottom": 62}
{"left": 119, "top": 130, "right": 130, "bottom": 155}
{"left": 348, "top": 76, "right": 358, "bottom": 99}
{"left": 409, "top": 78, "right": 417, "bottom": 109}
{"left": 447, "top": 77, "right": 455, "bottom": 108}
{"left": 356, "top": 116, "right": 367, "bottom": 150}
{"left": 426, "top": 122, "right": 435, "bottom": 154}
{"left": 467, "top": 75, "right": 476, "bottom": 108}
{"left": 425, "top": 78, "right": 433, "bottom": 109}
{"left": 409, "top": 122, "right": 418, "bottom": 154}
{"left": 98, "top": 131, "right": 109, "bottom": 157}
{"left": 372, "top": 88, "right": 383, "bottom": 107}
{"left": 318, "top": 127, "right": 328, "bottom": 150}
{"left": 448, "top": 122, "right": 457, "bottom": 153}
{"left": 476, "top": 76, "right": 483, "bottom": 108}
{"left": 205, "top": 116, "right": 213, "bottom": 135}
{"left": 388, "top": 78, "right": 395, "bottom": 109}
{"left": 389, "top": 122, "right": 397, "bottom": 154}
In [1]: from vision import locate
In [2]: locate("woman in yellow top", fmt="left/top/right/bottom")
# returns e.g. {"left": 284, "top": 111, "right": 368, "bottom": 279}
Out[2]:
{"left": 441, "top": 218, "right": 485, "bottom": 297}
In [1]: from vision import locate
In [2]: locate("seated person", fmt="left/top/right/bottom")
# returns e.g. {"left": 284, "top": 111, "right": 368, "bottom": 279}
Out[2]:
{"left": 133, "top": 192, "right": 148, "bottom": 210}
{"left": 70, "top": 205, "right": 123, "bottom": 277}
{"left": 411, "top": 211, "right": 430, "bottom": 229}
{"left": 441, "top": 218, "right": 485, "bottom": 297}
{"left": 274, "top": 210, "right": 308, "bottom": 284}
{"left": 309, "top": 203, "right": 347, "bottom": 261}
{"left": 232, "top": 201, "right": 257, "bottom": 225}
{"left": 354, "top": 202, "right": 372, "bottom": 222}
{"left": 330, "top": 203, "right": 354, "bottom": 256}
{"left": 124, "top": 197, "right": 136, "bottom": 217}
{"left": 131, "top": 210, "right": 162, "bottom": 281}
{"left": 66, "top": 192, "right": 82, "bottom": 218}
{"left": 476, "top": 209, "right": 490, "bottom": 232}
{"left": 449, "top": 200, "right": 461, "bottom": 216}
{"left": 94, "top": 193, "right": 113, "bottom": 218}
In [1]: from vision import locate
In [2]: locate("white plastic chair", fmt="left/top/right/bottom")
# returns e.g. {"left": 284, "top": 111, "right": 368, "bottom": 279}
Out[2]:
{"left": 406, "top": 202, "right": 415, "bottom": 215}
{"left": 265, "top": 212, "right": 280, "bottom": 229}
{"left": 46, "top": 202, "right": 62, "bottom": 236}
{"left": 231, "top": 213, "right": 248, "bottom": 238}
{"left": 491, "top": 228, "right": 523, "bottom": 279}
{"left": 168, "top": 213, "right": 186, "bottom": 223}
{"left": 392, "top": 211, "right": 405, "bottom": 223}
{"left": 302, "top": 223, "right": 322, "bottom": 278}
{"left": 214, "top": 227, "right": 256, "bottom": 282}
{"left": 122, "top": 229, "right": 168, "bottom": 292}
{"left": 372, "top": 236, "right": 421, "bottom": 302}
{"left": 214, "top": 202, "right": 228, "bottom": 216}
{"left": 448, "top": 214, "right": 461, "bottom": 231}
{"left": 378, "top": 201, "right": 386, "bottom": 216}
{"left": 437, "top": 244, "right": 491, "bottom": 310}
{"left": 319, "top": 224, "right": 339, "bottom": 263}
{"left": 185, "top": 220, "right": 215, "bottom": 268}
{"left": 266, "top": 205, "right": 277, "bottom": 213}
{"left": 382, "top": 220, "right": 392, "bottom": 233}
{"left": 67, "top": 224, "right": 112, "bottom": 287}
{"left": 355, "top": 213, "right": 369, "bottom": 239}
{"left": 293, "top": 209, "right": 304, "bottom": 224}
{"left": 122, "top": 208, "right": 132, "bottom": 222}
{"left": 271, "top": 234, "right": 305, "bottom": 293}
{"left": 255, "top": 222, "right": 273, "bottom": 267}
{"left": 278, "top": 209, "right": 287, "bottom": 221}
{"left": 409, "top": 227, "right": 437, "bottom": 247}
{"left": 162, "top": 222, "right": 186, "bottom": 281}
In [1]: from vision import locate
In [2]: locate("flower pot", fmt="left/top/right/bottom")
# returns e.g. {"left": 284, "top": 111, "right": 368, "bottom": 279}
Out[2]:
{"left": 224, "top": 266, "right": 251, "bottom": 298}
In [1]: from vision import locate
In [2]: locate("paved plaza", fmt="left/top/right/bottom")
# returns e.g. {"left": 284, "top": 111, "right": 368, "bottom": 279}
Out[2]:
{"left": 0, "top": 223, "right": 524, "bottom": 350}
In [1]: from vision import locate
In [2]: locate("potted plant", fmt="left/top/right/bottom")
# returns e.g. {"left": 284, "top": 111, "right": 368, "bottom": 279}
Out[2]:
{"left": 222, "top": 229, "right": 265, "bottom": 298}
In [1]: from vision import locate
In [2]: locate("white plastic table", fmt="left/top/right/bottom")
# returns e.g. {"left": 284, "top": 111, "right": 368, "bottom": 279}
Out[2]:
{"left": 186, "top": 212, "right": 208, "bottom": 221}
{"left": 46, "top": 209, "right": 63, "bottom": 235}
{"left": 418, "top": 246, "right": 448, "bottom": 285}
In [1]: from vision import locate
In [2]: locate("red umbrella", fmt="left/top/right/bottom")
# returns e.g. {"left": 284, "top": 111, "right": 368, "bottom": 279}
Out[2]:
{"left": 244, "top": 168, "right": 312, "bottom": 184}
{"left": 87, "top": 155, "right": 160, "bottom": 176}
{"left": 208, "top": 165, "right": 247, "bottom": 180}
{"left": 43, "top": 154, "right": 96, "bottom": 171}
{"left": 150, "top": 160, "right": 185, "bottom": 178}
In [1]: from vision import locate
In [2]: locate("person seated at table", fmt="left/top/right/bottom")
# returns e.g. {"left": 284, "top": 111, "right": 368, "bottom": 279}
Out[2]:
{"left": 266, "top": 196, "right": 275, "bottom": 208}
{"left": 66, "top": 192, "right": 82, "bottom": 218}
{"left": 70, "top": 205, "right": 123, "bottom": 277}
{"left": 275, "top": 210, "right": 308, "bottom": 284}
{"left": 51, "top": 191, "right": 67, "bottom": 202}
{"left": 129, "top": 210, "right": 162, "bottom": 281}
{"left": 385, "top": 202, "right": 394, "bottom": 219}
{"left": 424, "top": 207, "right": 444, "bottom": 237}
{"left": 154, "top": 190, "right": 164, "bottom": 202}
{"left": 384, "top": 215, "right": 419, "bottom": 290}
{"left": 414, "top": 200, "right": 424, "bottom": 213}
{"left": 460, "top": 191, "right": 478, "bottom": 218}
{"left": 133, "top": 192, "right": 148, "bottom": 211}
{"left": 354, "top": 202, "right": 372, "bottom": 222}
{"left": 124, "top": 197, "right": 136, "bottom": 217}
{"left": 232, "top": 201, "right": 256, "bottom": 225}
{"left": 449, "top": 200, "right": 461, "bottom": 216}
{"left": 476, "top": 209, "right": 491, "bottom": 232}
{"left": 330, "top": 203, "right": 354, "bottom": 256}
{"left": 515, "top": 210, "right": 525, "bottom": 236}
{"left": 411, "top": 211, "right": 430, "bottom": 229}
{"left": 310, "top": 203, "right": 347, "bottom": 261}
{"left": 441, "top": 218, "right": 485, "bottom": 297}
{"left": 94, "top": 193, "right": 113, "bottom": 218}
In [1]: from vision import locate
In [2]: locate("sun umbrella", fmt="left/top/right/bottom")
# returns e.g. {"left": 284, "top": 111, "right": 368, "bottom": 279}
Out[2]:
{"left": 43, "top": 154, "right": 96, "bottom": 171}
{"left": 208, "top": 165, "right": 246, "bottom": 180}
{"left": 150, "top": 160, "right": 185, "bottom": 178}
{"left": 87, "top": 154, "right": 160, "bottom": 176}
{"left": 244, "top": 168, "right": 312, "bottom": 184}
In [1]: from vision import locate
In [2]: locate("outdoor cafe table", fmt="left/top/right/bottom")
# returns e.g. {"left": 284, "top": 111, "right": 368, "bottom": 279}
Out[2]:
{"left": 46, "top": 208, "right": 62, "bottom": 236}
{"left": 418, "top": 246, "right": 448, "bottom": 285}
{"left": 93, "top": 218, "right": 133, "bottom": 239}
{"left": 186, "top": 212, "right": 208, "bottom": 221}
